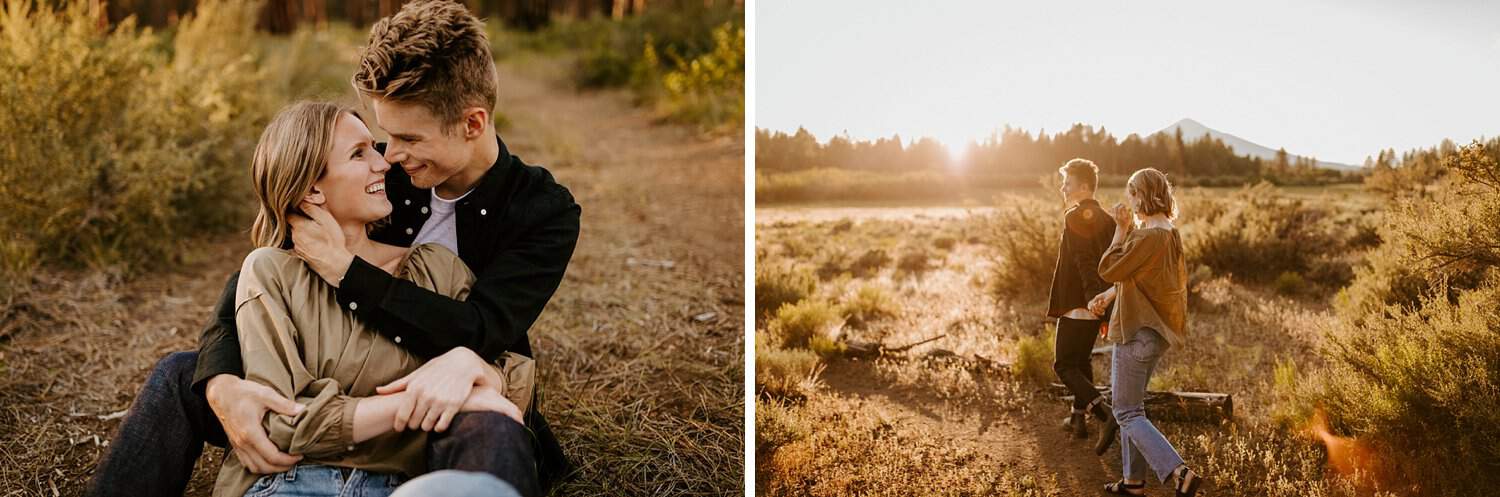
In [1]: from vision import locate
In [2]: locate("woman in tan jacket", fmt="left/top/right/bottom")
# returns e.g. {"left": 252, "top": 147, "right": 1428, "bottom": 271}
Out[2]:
{"left": 1089, "top": 168, "right": 1204, "bottom": 497}
{"left": 214, "top": 102, "right": 529, "bottom": 497}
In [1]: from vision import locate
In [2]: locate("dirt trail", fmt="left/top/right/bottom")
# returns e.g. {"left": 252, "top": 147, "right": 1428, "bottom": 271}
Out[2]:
{"left": 0, "top": 56, "right": 744, "bottom": 496}
{"left": 817, "top": 359, "right": 1131, "bottom": 496}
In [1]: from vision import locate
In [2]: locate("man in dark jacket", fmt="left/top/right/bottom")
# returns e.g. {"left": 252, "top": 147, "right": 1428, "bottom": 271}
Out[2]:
{"left": 87, "top": 2, "right": 576, "bottom": 496}
{"left": 1045, "top": 158, "right": 1118, "bottom": 448}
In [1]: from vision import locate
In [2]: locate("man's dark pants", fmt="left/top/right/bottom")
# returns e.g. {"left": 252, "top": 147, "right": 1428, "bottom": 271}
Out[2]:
{"left": 1054, "top": 316, "right": 1103, "bottom": 411}
{"left": 86, "top": 351, "right": 539, "bottom": 497}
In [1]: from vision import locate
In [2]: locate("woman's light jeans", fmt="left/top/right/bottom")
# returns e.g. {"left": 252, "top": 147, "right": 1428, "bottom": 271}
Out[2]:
{"left": 243, "top": 464, "right": 402, "bottom": 497}
{"left": 391, "top": 470, "right": 522, "bottom": 497}
{"left": 1111, "top": 327, "right": 1186, "bottom": 483}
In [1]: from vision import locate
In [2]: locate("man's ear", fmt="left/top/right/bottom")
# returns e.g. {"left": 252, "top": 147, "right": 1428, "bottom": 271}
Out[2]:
{"left": 461, "top": 107, "right": 489, "bottom": 139}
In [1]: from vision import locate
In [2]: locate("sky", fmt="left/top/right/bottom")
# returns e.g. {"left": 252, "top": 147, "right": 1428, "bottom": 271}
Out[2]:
{"left": 755, "top": 0, "right": 1500, "bottom": 165}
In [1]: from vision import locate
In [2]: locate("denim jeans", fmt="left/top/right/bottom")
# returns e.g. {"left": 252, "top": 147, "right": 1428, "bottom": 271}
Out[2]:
{"left": 390, "top": 470, "right": 521, "bottom": 497}
{"left": 86, "top": 351, "right": 541, "bottom": 497}
{"left": 1054, "top": 317, "right": 1103, "bottom": 410}
{"left": 244, "top": 464, "right": 402, "bottom": 497}
{"left": 1111, "top": 327, "right": 1185, "bottom": 483}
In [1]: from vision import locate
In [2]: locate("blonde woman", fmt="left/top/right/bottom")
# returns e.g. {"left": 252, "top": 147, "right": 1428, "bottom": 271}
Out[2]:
{"left": 213, "top": 102, "right": 530, "bottom": 497}
{"left": 1089, "top": 168, "right": 1205, "bottom": 496}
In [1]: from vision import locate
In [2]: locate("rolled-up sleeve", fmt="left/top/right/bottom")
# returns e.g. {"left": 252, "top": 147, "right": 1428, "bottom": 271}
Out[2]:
{"left": 1098, "top": 230, "right": 1164, "bottom": 283}
{"left": 235, "top": 248, "right": 357, "bottom": 458}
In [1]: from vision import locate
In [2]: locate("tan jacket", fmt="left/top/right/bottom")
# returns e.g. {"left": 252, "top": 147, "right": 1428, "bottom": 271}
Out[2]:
{"left": 1098, "top": 227, "right": 1188, "bottom": 347}
{"left": 213, "top": 244, "right": 535, "bottom": 497}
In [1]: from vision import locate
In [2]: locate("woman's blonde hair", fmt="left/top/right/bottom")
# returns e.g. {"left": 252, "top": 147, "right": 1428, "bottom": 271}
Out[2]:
{"left": 1126, "top": 168, "right": 1177, "bottom": 219}
{"left": 249, "top": 101, "right": 357, "bottom": 248}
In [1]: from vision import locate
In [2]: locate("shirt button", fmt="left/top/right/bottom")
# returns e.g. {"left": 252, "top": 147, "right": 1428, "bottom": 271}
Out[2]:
{"left": 394, "top": 336, "right": 402, "bottom": 344}
{"left": 348, "top": 302, "right": 358, "bottom": 311}
{"left": 404, "top": 199, "right": 411, "bottom": 206}
{"left": 405, "top": 228, "right": 414, "bottom": 235}
{"left": 480, "top": 209, "right": 487, "bottom": 216}
{"left": 347, "top": 445, "right": 355, "bottom": 452}
{"left": 421, "top": 207, "right": 429, "bottom": 214}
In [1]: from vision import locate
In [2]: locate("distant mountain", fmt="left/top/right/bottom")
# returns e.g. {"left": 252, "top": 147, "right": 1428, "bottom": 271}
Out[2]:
{"left": 1153, "top": 118, "right": 1360, "bottom": 172}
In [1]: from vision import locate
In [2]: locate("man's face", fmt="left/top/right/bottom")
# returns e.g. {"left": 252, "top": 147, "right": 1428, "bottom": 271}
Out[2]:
{"left": 371, "top": 98, "right": 471, "bottom": 190}
{"left": 1060, "top": 173, "right": 1090, "bottom": 202}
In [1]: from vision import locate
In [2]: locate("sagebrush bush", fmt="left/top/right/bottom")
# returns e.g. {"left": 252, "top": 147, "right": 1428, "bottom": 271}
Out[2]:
{"left": 766, "top": 299, "right": 840, "bottom": 349}
{"left": 986, "top": 197, "right": 1060, "bottom": 300}
{"left": 846, "top": 248, "right": 891, "bottom": 278}
{"left": 840, "top": 284, "right": 897, "bottom": 329}
{"left": 1186, "top": 182, "right": 1350, "bottom": 288}
{"left": 755, "top": 263, "right": 816, "bottom": 323}
{"left": 531, "top": 2, "right": 742, "bottom": 129}
{"left": 755, "top": 336, "right": 821, "bottom": 399}
{"left": 1010, "top": 325, "right": 1055, "bottom": 385}
{"left": 1313, "top": 278, "right": 1500, "bottom": 495}
{"left": 1309, "top": 143, "right": 1500, "bottom": 495}
{"left": 0, "top": 0, "right": 269, "bottom": 289}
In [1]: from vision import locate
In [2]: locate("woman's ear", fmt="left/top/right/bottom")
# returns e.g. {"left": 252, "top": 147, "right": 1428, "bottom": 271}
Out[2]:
{"left": 302, "top": 186, "right": 327, "bottom": 207}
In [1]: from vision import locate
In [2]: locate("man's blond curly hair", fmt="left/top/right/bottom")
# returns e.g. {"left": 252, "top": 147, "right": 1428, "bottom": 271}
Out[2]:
{"left": 352, "top": 0, "right": 497, "bottom": 131}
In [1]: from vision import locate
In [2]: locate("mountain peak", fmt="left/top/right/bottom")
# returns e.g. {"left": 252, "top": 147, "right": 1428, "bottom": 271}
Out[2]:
{"left": 1152, "top": 119, "right": 1359, "bottom": 172}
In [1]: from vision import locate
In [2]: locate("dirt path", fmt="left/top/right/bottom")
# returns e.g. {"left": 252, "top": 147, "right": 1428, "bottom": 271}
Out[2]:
{"left": 0, "top": 55, "right": 744, "bottom": 497}
{"left": 817, "top": 358, "right": 1130, "bottom": 496}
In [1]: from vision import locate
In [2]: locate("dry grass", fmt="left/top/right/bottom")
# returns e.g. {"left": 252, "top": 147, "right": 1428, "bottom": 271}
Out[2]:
{"left": 754, "top": 192, "right": 1378, "bottom": 496}
{"left": 0, "top": 52, "right": 743, "bottom": 497}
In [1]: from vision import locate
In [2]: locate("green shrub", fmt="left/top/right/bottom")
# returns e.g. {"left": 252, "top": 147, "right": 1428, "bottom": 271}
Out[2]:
{"left": 1273, "top": 271, "right": 1307, "bottom": 296}
{"left": 847, "top": 249, "right": 891, "bottom": 278}
{"left": 756, "top": 264, "right": 815, "bottom": 323}
{"left": 522, "top": 3, "right": 743, "bottom": 129}
{"left": 986, "top": 197, "right": 1060, "bottom": 300}
{"left": 0, "top": 0, "right": 269, "bottom": 288}
{"left": 1309, "top": 143, "right": 1500, "bottom": 494}
{"left": 807, "top": 334, "right": 845, "bottom": 359}
{"left": 1313, "top": 278, "right": 1500, "bottom": 494}
{"left": 1186, "top": 182, "right": 1348, "bottom": 288}
{"left": 766, "top": 299, "right": 840, "bottom": 349}
{"left": 755, "top": 337, "right": 820, "bottom": 399}
{"left": 840, "top": 284, "right": 898, "bottom": 329}
{"left": 895, "top": 247, "right": 935, "bottom": 277}
{"left": 1010, "top": 325, "right": 1055, "bottom": 385}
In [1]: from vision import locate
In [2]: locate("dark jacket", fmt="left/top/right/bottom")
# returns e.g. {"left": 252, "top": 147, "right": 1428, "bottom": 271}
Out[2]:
{"left": 1046, "top": 198, "right": 1114, "bottom": 319}
{"left": 192, "top": 135, "right": 580, "bottom": 487}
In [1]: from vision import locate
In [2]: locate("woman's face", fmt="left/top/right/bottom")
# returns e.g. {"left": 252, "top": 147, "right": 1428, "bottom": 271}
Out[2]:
{"left": 310, "top": 113, "right": 392, "bottom": 226}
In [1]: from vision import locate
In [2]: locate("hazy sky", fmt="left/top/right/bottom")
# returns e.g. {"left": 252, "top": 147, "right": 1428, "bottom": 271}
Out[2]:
{"left": 756, "top": 0, "right": 1500, "bottom": 165}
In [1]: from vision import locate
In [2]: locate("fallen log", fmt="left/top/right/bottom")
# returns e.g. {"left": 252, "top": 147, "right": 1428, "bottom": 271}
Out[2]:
{"left": 1049, "top": 383, "right": 1233, "bottom": 422}
{"left": 842, "top": 334, "right": 947, "bottom": 359}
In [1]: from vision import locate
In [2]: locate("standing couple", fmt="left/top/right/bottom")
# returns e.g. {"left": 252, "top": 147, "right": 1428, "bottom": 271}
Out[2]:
{"left": 86, "top": 2, "right": 579, "bottom": 496}
{"left": 1046, "top": 159, "right": 1205, "bottom": 496}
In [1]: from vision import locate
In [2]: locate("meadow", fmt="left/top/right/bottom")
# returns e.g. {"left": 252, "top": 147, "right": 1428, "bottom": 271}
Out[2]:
{"left": 754, "top": 176, "right": 1486, "bottom": 496}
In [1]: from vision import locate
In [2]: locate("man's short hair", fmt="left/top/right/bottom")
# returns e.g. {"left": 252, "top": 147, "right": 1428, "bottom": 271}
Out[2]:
{"left": 1059, "top": 158, "right": 1099, "bottom": 191}
{"left": 352, "top": 0, "right": 497, "bottom": 129}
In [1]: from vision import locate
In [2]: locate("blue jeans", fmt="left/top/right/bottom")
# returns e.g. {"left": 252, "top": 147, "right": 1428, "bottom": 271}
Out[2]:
{"left": 1111, "top": 327, "right": 1185, "bottom": 483}
{"left": 243, "top": 464, "right": 402, "bottom": 497}
{"left": 86, "top": 351, "right": 543, "bottom": 497}
{"left": 390, "top": 470, "right": 521, "bottom": 497}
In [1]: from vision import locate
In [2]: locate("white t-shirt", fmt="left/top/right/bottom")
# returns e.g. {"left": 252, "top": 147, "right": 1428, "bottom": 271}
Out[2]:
{"left": 412, "top": 188, "right": 473, "bottom": 255}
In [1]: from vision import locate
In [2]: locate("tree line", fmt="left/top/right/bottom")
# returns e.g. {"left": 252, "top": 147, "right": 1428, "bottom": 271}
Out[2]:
{"left": 756, "top": 124, "right": 1359, "bottom": 186}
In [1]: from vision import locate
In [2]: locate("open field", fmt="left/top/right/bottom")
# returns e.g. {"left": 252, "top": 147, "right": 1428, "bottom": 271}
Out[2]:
{"left": 754, "top": 186, "right": 1387, "bottom": 496}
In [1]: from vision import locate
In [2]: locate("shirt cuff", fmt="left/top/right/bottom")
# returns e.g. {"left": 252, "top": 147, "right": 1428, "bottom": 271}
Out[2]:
{"left": 191, "top": 333, "right": 244, "bottom": 397}
{"left": 340, "top": 396, "right": 360, "bottom": 452}
{"left": 335, "top": 256, "right": 396, "bottom": 317}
